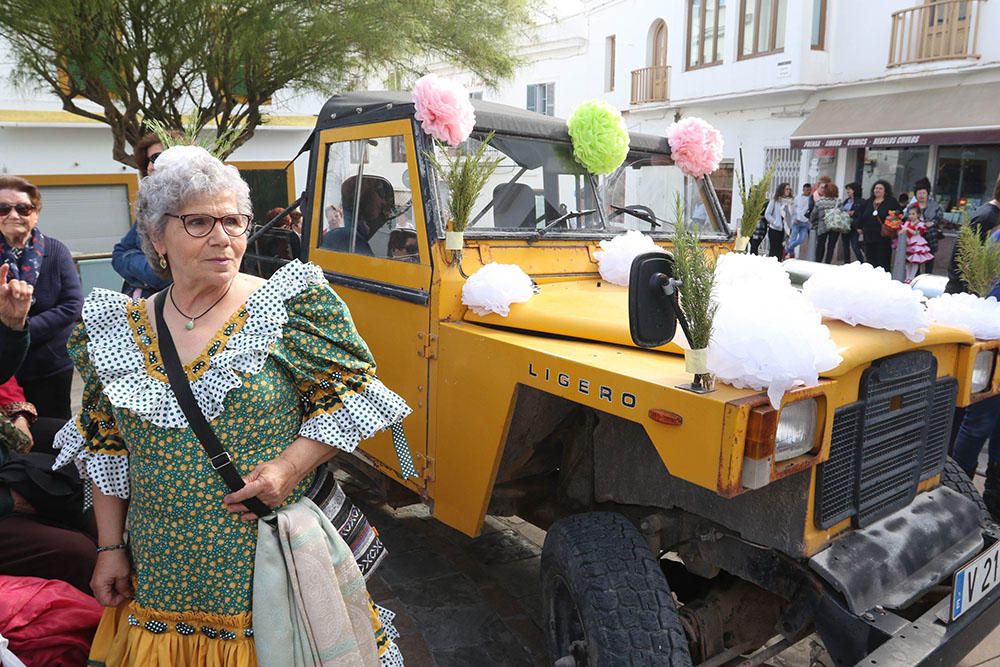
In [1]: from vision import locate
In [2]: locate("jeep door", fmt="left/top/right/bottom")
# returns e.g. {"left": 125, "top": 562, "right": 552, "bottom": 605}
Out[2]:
{"left": 305, "top": 119, "right": 432, "bottom": 490}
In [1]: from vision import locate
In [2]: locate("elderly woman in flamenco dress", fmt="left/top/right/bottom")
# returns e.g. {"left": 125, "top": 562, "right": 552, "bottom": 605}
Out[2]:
{"left": 55, "top": 146, "right": 406, "bottom": 666}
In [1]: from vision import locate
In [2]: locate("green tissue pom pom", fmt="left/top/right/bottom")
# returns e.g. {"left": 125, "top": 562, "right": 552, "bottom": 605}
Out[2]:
{"left": 567, "top": 100, "right": 630, "bottom": 175}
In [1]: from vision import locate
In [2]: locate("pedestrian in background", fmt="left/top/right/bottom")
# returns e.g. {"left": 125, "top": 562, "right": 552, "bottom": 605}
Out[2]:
{"left": 786, "top": 182, "right": 812, "bottom": 258}
{"left": 841, "top": 182, "right": 864, "bottom": 263}
{"left": 901, "top": 205, "right": 933, "bottom": 282}
{"left": 909, "top": 178, "right": 943, "bottom": 274}
{"left": 811, "top": 182, "right": 840, "bottom": 263}
{"left": 0, "top": 176, "right": 82, "bottom": 420}
{"left": 764, "top": 182, "right": 794, "bottom": 259}
{"left": 858, "top": 180, "right": 899, "bottom": 272}
{"left": 946, "top": 176, "right": 1000, "bottom": 294}
{"left": 949, "top": 174, "right": 1000, "bottom": 519}
{"left": 111, "top": 132, "right": 174, "bottom": 299}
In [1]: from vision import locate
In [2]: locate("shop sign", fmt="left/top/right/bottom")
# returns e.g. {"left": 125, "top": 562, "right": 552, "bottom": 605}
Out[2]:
{"left": 792, "top": 127, "right": 1000, "bottom": 150}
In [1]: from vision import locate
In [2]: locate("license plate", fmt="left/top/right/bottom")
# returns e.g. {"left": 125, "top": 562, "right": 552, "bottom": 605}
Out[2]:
{"left": 952, "top": 540, "right": 1000, "bottom": 621}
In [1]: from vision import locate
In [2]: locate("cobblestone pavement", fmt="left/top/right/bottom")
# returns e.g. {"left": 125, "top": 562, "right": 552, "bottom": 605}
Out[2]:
{"left": 339, "top": 471, "right": 548, "bottom": 666}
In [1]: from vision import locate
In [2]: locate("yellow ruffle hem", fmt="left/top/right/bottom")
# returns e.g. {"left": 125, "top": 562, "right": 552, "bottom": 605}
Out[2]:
{"left": 87, "top": 603, "right": 256, "bottom": 667}
{"left": 87, "top": 599, "right": 396, "bottom": 666}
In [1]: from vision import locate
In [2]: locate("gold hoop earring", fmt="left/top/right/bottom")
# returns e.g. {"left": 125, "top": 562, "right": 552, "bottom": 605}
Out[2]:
{"left": 159, "top": 255, "right": 168, "bottom": 269}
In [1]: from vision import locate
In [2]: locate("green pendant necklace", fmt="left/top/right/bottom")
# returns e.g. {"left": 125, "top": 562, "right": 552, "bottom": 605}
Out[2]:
{"left": 168, "top": 280, "right": 235, "bottom": 331}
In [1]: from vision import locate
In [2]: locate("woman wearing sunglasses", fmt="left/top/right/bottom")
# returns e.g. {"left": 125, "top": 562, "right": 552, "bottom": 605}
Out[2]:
{"left": 0, "top": 176, "right": 82, "bottom": 420}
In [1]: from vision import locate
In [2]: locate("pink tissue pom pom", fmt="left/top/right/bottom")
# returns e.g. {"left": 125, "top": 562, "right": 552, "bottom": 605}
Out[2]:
{"left": 666, "top": 117, "right": 724, "bottom": 179}
{"left": 412, "top": 74, "right": 476, "bottom": 146}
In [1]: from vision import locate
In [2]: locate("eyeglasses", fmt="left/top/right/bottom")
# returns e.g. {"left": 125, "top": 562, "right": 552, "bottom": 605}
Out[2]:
{"left": 147, "top": 152, "right": 163, "bottom": 167}
{"left": 165, "top": 213, "right": 252, "bottom": 238}
{"left": 0, "top": 203, "right": 37, "bottom": 217}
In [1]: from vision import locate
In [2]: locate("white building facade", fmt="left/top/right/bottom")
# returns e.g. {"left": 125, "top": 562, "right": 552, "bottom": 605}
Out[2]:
{"left": 433, "top": 0, "right": 1000, "bottom": 227}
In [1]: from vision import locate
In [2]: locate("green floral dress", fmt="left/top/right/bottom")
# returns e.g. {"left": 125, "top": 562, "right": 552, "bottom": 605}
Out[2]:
{"left": 54, "top": 260, "right": 407, "bottom": 666}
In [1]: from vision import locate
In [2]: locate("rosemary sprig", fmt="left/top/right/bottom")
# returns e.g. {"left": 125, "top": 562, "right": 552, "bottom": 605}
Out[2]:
{"left": 426, "top": 132, "right": 504, "bottom": 232}
{"left": 671, "top": 194, "right": 717, "bottom": 349}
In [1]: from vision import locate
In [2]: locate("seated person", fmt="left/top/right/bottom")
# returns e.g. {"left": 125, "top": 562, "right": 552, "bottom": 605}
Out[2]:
{"left": 265, "top": 206, "right": 304, "bottom": 237}
{"left": 321, "top": 176, "right": 396, "bottom": 256}
{"left": 318, "top": 205, "right": 344, "bottom": 247}
{"left": 387, "top": 228, "right": 419, "bottom": 263}
{"left": 0, "top": 261, "right": 95, "bottom": 594}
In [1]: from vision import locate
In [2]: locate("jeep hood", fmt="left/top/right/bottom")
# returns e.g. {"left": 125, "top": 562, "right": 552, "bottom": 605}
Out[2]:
{"left": 462, "top": 279, "right": 976, "bottom": 378}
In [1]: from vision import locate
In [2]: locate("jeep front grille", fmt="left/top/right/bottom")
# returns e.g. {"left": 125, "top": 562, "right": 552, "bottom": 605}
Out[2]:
{"left": 815, "top": 351, "right": 957, "bottom": 529}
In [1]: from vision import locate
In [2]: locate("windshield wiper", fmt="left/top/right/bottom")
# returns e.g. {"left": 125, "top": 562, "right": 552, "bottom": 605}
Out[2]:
{"left": 609, "top": 204, "right": 665, "bottom": 228}
{"left": 536, "top": 208, "right": 597, "bottom": 236}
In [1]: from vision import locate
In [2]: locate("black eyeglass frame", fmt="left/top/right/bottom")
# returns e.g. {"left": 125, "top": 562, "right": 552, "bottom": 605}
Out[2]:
{"left": 0, "top": 203, "right": 37, "bottom": 217}
{"left": 146, "top": 151, "right": 163, "bottom": 167}
{"left": 165, "top": 212, "right": 253, "bottom": 238}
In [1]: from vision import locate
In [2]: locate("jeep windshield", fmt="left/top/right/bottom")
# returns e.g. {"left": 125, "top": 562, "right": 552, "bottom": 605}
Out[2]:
{"left": 448, "top": 132, "right": 729, "bottom": 239}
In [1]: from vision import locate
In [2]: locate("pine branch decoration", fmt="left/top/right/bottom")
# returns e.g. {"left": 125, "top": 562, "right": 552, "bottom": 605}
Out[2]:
{"left": 671, "top": 194, "right": 717, "bottom": 349}
{"left": 957, "top": 214, "right": 1000, "bottom": 297}
{"left": 145, "top": 117, "right": 247, "bottom": 160}
{"left": 735, "top": 162, "right": 777, "bottom": 239}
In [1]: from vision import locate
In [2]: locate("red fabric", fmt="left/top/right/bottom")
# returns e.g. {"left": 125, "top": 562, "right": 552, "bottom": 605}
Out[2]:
{"left": 0, "top": 576, "right": 103, "bottom": 667}
{"left": 0, "top": 377, "right": 25, "bottom": 407}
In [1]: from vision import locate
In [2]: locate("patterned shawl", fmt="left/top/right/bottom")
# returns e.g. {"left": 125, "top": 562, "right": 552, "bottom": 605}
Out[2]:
{"left": 0, "top": 227, "right": 46, "bottom": 286}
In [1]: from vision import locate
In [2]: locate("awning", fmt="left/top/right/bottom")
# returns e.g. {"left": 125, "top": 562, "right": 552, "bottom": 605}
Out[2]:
{"left": 790, "top": 83, "right": 1000, "bottom": 150}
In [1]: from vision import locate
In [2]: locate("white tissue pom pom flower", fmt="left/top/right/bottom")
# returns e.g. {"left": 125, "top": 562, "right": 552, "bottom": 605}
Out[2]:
{"left": 708, "top": 254, "right": 842, "bottom": 408}
{"left": 927, "top": 292, "right": 1000, "bottom": 340}
{"left": 462, "top": 263, "right": 535, "bottom": 317}
{"left": 802, "top": 262, "right": 929, "bottom": 342}
{"left": 593, "top": 230, "right": 666, "bottom": 287}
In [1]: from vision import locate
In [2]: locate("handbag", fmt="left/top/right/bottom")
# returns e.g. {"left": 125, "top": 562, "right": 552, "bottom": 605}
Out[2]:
{"left": 824, "top": 208, "right": 852, "bottom": 234}
{"left": 153, "top": 290, "right": 381, "bottom": 665}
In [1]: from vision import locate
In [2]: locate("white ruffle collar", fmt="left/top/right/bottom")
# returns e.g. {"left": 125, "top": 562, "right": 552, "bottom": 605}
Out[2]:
{"left": 84, "top": 260, "right": 326, "bottom": 429}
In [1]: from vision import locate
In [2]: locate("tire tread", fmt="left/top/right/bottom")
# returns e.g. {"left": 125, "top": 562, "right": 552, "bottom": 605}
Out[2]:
{"left": 542, "top": 512, "right": 692, "bottom": 666}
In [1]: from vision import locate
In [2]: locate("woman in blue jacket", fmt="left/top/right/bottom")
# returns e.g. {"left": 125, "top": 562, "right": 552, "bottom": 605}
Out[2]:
{"left": 0, "top": 176, "right": 82, "bottom": 419}
{"left": 111, "top": 133, "right": 172, "bottom": 298}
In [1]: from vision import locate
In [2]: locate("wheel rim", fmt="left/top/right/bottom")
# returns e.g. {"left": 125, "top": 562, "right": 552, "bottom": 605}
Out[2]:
{"left": 549, "top": 574, "right": 588, "bottom": 664}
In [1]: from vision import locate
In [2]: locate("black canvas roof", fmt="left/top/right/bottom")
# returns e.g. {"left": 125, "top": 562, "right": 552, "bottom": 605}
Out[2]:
{"left": 313, "top": 91, "right": 672, "bottom": 155}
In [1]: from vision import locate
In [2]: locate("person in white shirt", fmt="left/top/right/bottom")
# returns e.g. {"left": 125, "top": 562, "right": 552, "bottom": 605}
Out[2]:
{"left": 764, "top": 182, "right": 795, "bottom": 259}
{"left": 787, "top": 183, "right": 812, "bottom": 258}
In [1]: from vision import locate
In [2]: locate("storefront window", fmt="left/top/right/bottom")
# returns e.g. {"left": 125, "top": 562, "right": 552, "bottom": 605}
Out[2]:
{"left": 934, "top": 145, "right": 1000, "bottom": 212}
{"left": 861, "top": 146, "right": 929, "bottom": 201}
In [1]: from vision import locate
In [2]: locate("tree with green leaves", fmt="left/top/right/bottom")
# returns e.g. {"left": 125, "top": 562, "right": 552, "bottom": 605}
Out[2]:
{"left": 0, "top": 0, "right": 531, "bottom": 166}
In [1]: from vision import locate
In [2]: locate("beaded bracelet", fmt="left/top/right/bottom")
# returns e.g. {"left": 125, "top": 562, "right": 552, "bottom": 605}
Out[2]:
{"left": 96, "top": 543, "right": 128, "bottom": 553}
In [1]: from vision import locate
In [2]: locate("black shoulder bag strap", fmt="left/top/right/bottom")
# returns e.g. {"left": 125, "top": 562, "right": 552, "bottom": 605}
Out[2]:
{"left": 153, "top": 290, "right": 275, "bottom": 524}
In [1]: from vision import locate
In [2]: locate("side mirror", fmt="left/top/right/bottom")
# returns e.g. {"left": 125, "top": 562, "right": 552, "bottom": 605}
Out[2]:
{"left": 628, "top": 252, "right": 679, "bottom": 348}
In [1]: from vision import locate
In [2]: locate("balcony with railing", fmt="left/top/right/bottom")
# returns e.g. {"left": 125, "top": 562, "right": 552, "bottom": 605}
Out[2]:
{"left": 630, "top": 65, "right": 670, "bottom": 104}
{"left": 888, "top": 0, "right": 985, "bottom": 67}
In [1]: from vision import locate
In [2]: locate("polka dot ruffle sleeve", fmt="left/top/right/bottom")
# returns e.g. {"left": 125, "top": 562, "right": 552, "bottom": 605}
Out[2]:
{"left": 270, "top": 278, "right": 412, "bottom": 454}
{"left": 53, "top": 323, "right": 130, "bottom": 499}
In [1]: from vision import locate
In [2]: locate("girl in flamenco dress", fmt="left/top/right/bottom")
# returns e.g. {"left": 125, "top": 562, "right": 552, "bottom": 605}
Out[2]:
{"left": 902, "top": 205, "right": 934, "bottom": 282}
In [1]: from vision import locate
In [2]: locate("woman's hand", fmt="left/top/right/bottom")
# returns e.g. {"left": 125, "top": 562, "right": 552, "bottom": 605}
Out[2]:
{"left": 91, "top": 550, "right": 134, "bottom": 607}
{"left": 0, "top": 264, "right": 32, "bottom": 330}
{"left": 11, "top": 415, "right": 32, "bottom": 447}
{"left": 223, "top": 456, "right": 302, "bottom": 522}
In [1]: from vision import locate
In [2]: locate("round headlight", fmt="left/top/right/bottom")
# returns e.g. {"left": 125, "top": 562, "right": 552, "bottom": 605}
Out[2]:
{"left": 775, "top": 399, "right": 818, "bottom": 462}
{"left": 972, "top": 350, "right": 996, "bottom": 394}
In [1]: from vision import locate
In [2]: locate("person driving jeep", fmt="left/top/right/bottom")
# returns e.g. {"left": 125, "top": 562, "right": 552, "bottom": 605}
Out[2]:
{"left": 321, "top": 176, "right": 396, "bottom": 256}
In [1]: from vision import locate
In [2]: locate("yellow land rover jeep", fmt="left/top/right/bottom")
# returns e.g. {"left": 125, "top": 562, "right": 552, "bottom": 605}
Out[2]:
{"left": 246, "top": 92, "right": 1000, "bottom": 666}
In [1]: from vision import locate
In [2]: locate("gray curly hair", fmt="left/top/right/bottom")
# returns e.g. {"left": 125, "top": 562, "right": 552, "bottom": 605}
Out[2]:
{"left": 135, "top": 145, "right": 253, "bottom": 279}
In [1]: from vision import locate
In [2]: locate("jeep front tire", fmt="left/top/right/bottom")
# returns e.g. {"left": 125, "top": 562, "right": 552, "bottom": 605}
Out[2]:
{"left": 541, "top": 512, "right": 692, "bottom": 666}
